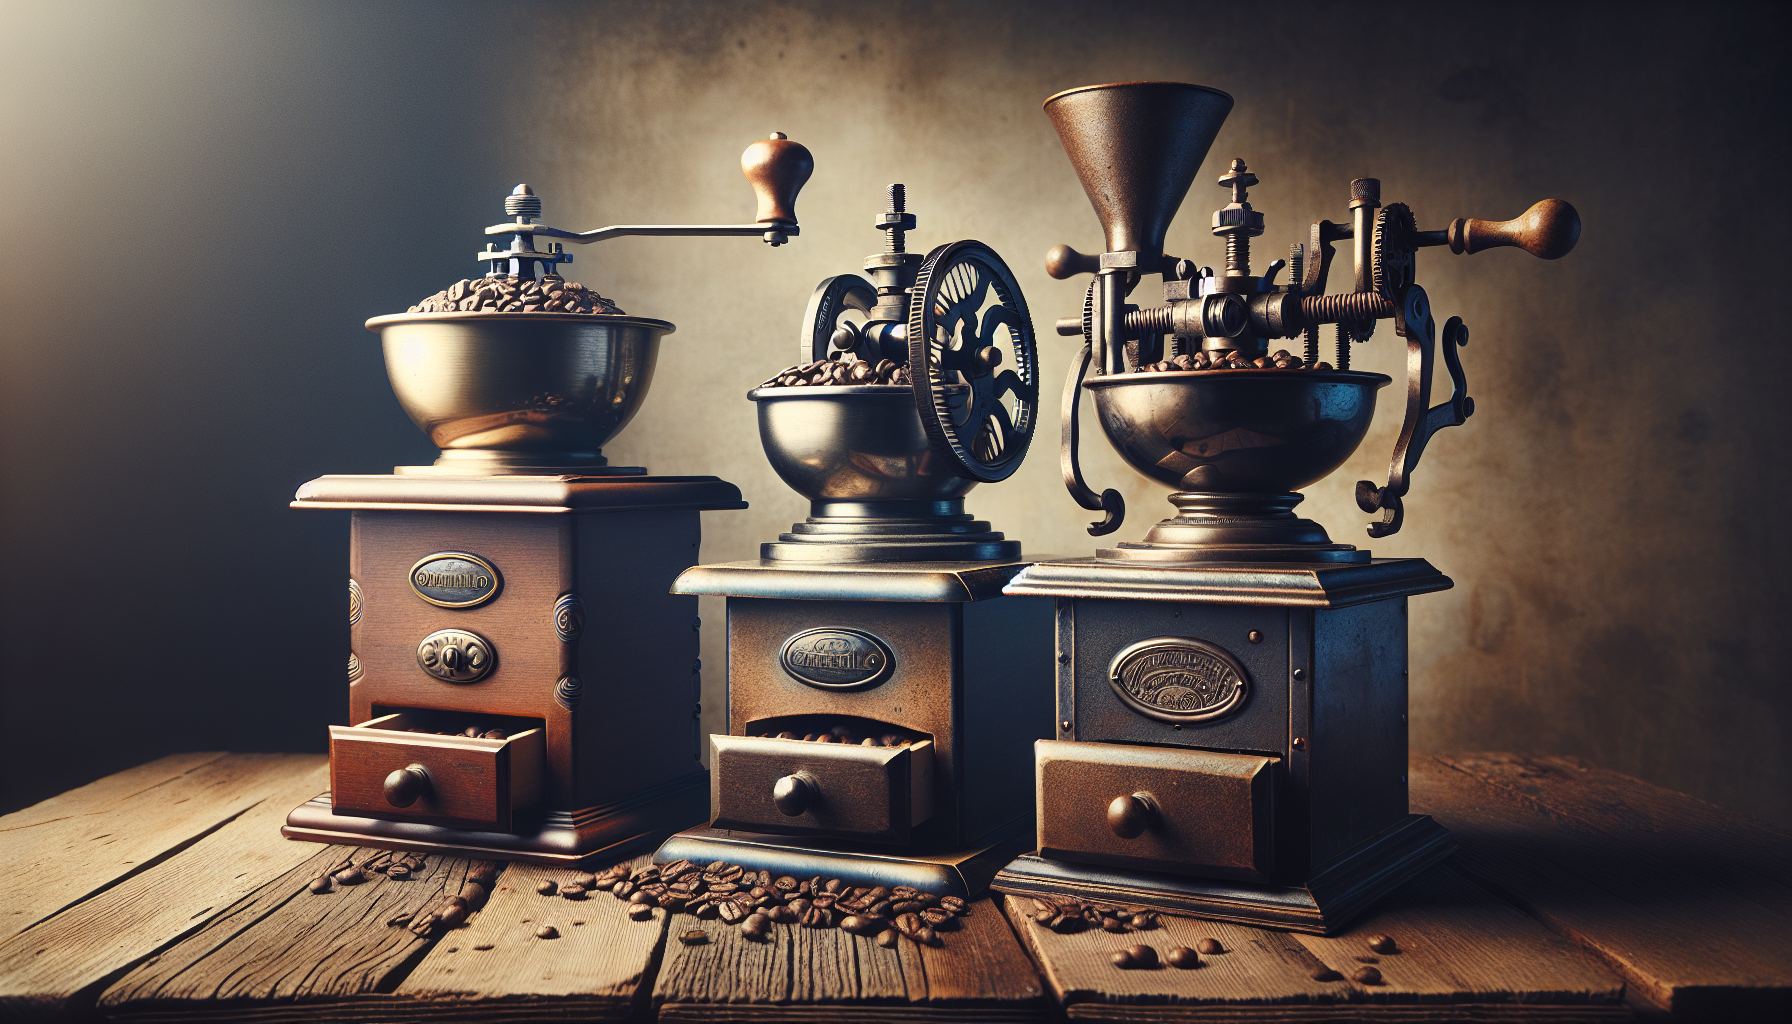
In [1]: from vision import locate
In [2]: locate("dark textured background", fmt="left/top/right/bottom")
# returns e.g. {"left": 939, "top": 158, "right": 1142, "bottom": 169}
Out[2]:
{"left": 3, "top": 1, "right": 1787, "bottom": 827}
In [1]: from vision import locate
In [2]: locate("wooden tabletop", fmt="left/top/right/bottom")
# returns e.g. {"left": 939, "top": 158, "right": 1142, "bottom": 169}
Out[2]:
{"left": 0, "top": 752, "right": 1785, "bottom": 1022}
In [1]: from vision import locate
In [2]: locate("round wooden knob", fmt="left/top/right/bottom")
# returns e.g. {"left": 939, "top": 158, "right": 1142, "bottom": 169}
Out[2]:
{"left": 383, "top": 764, "right": 430, "bottom": 808}
{"left": 1448, "top": 199, "right": 1580, "bottom": 260}
{"left": 1046, "top": 243, "right": 1102, "bottom": 280}
{"left": 772, "top": 772, "right": 818, "bottom": 816}
{"left": 1107, "top": 792, "right": 1159, "bottom": 839}
{"left": 742, "top": 132, "right": 813, "bottom": 227}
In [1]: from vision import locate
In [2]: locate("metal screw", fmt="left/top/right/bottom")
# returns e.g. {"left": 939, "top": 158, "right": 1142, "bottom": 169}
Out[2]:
{"left": 1061, "top": 720, "right": 1072, "bottom": 732}
{"left": 1293, "top": 668, "right": 1305, "bottom": 680}
{"left": 1292, "top": 737, "right": 1307, "bottom": 751}
{"left": 886, "top": 183, "right": 906, "bottom": 254}
{"left": 1248, "top": 630, "right": 1263, "bottom": 644}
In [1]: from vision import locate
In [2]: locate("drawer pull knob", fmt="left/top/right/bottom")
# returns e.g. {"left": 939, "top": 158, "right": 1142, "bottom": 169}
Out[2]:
{"left": 1107, "top": 791, "right": 1159, "bottom": 839}
{"left": 384, "top": 764, "right": 431, "bottom": 808}
{"left": 772, "top": 772, "right": 818, "bottom": 816}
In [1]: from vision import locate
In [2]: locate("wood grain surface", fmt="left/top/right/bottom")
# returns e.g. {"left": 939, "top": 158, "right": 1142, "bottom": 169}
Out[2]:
{"left": 1009, "top": 865, "right": 1628, "bottom": 1021}
{"left": 391, "top": 857, "right": 667, "bottom": 1021}
{"left": 1413, "top": 753, "right": 1792, "bottom": 1021}
{"left": 0, "top": 755, "right": 329, "bottom": 1021}
{"left": 654, "top": 894, "right": 1045, "bottom": 1022}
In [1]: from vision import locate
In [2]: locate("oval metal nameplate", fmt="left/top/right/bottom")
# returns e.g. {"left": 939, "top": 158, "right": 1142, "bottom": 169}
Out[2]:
{"left": 1108, "top": 636, "right": 1250, "bottom": 723}
{"left": 409, "top": 551, "right": 501, "bottom": 609}
{"left": 779, "top": 627, "right": 895, "bottom": 691}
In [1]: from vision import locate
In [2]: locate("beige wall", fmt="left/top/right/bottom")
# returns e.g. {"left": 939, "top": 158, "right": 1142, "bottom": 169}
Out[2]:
{"left": 1, "top": 1, "right": 1784, "bottom": 827}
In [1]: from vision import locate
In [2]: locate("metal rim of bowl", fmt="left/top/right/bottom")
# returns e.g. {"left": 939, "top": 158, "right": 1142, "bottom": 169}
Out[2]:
{"left": 749, "top": 383, "right": 972, "bottom": 401}
{"left": 365, "top": 311, "right": 676, "bottom": 333}
{"left": 1083, "top": 368, "right": 1392, "bottom": 389}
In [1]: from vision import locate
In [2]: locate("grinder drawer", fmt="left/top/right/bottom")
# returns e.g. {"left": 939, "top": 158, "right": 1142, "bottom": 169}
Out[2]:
{"left": 709, "top": 734, "right": 934, "bottom": 844}
{"left": 330, "top": 713, "right": 545, "bottom": 832}
{"left": 1036, "top": 739, "right": 1276, "bottom": 882}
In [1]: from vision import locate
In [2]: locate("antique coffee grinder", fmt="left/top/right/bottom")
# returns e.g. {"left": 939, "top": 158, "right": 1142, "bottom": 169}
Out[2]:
{"left": 990, "top": 82, "right": 1580, "bottom": 931}
{"left": 654, "top": 186, "right": 1055, "bottom": 897}
{"left": 281, "top": 135, "right": 815, "bottom": 865}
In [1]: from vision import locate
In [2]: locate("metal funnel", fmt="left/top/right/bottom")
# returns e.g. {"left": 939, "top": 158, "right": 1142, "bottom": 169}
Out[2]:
{"left": 1044, "top": 82, "right": 1234, "bottom": 257}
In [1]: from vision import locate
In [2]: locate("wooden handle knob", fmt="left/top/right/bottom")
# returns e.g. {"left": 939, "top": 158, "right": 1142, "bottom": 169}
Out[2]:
{"left": 742, "top": 132, "right": 813, "bottom": 226}
{"left": 1448, "top": 199, "right": 1580, "bottom": 259}
{"left": 383, "top": 764, "right": 430, "bottom": 808}
{"left": 1046, "top": 244, "right": 1102, "bottom": 280}
{"left": 772, "top": 772, "right": 817, "bottom": 816}
{"left": 1107, "top": 791, "right": 1158, "bottom": 839}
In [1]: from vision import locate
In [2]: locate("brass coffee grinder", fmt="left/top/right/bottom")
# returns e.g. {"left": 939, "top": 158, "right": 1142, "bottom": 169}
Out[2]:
{"left": 990, "top": 83, "right": 1580, "bottom": 931}
{"left": 654, "top": 186, "right": 1054, "bottom": 896}
{"left": 282, "top": 135, "right": 815, "bottom": 865}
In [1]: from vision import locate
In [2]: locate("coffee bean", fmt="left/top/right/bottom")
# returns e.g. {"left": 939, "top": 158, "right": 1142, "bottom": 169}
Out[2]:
{"left": 1166, "top": 945, "right": 1199, "bottom": 968}
{"left": 839, "top": 914, "right": 881, "bottom": 936}
{"left": 741, "top": 912, "right": 773, "bottom": 940}
{"left": 694, "top": 901, "right": 720, "bottom": 920}
{"left": 1029, "top": 898, "right": 1055, "bottom": 914}
{"left": 439, "top": 905, "right": 466, "bottom": 928}
{"left": 661, "top": 859, "right": 694, "bottom": 880}
{"left": 1196, "top": 937, "right": 1223, "bottom": 955}
{"left": 773, "top": 875, "right": 798, "bottom": 892}
{"left": 1111, "top": 950, "right": 1136, "bottom": 968}
{"left": 866, "top": 900, "right": 891, "bottom": 918}
{"left": 768, "top": 905, "right": 797, "bottom": 923}
{"left": 920, "top": 908, "right": 956, "bottom": 929}
{"left": 1048, "top": 913, "right": 1084, "bottom": 934}
{"left": 914, "top": 925, "right": 938, "bottom": 946}
{"left": 892, "top": 900, "right": 924, "bottom": 915}
{"left": 1351, "top": 965, "right": 1382, "bottom": 984}
{"left": 536, "top": 924, "right": 559, "bottom": 939}
{"left": 800, "top": 907, "right": 836, "bottom": 928}
{"left": 1128, "top": 913, "right": 1155, "bottom": 930}
{"left": 307, "top": 877, "right": 332, "bottom": 895}
{"left": 629, "top": 891, "right": 658, "bottom": 907}
{"left": 612, "top": 880, "right": 636, "bottom": 899}
{"left": 810, "top": 893, "right": 837, "bottom": 909}
{"left": 939, "top": 896, "right": 966, "bottom": 915}
{"left": 472, "top": 942, "right": 494, "bottom": 950}
{"left": 409, "top": 913, "right": 441, "bottom": 936}
{"left": 1368, "top": 934, "right": 1398, "bottom": 954}
{"left": 787, "top": 897, "right": 812, "bottom": 916}
{"left": 1309, "top": 965, "right": 1342, "bottom": 981}
{"left": 895, "top": 912, "right": 924, "bottom": 938}
{"left": 876, "top": 929, "right": 899, "bottom": 948}
{"left": 628, "top": 903, "right": 654, "bottom": 921}
{"left": 387, "top": 912, "right": 413, "bottom": 927}
{"left": 462, "top": 882, "right": 488, "bottom": 909}
{"left": 561, "top": 884, "right": 587, "bottom": 900}
{"left": 332, "top": 867, "right": 365, "bottom": 885}
{"left": 536, "top": 880, "right": 559, "bottom": 896}
{"left": 1101, "top": 917, "right": 1126, "bottom": 933}
{"left": 718, "top": 900, "right": 747, "bottom": 924}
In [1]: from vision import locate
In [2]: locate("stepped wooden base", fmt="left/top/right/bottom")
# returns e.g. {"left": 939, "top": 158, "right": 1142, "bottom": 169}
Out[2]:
{"left": 282, "top": 772, "right": 708, "bottom": 866}
{"left": 992, "top": 813, "right": 1454, "bottom": 935}
{"left": 655, "top": 815, "right": 1033, "bottom": 899}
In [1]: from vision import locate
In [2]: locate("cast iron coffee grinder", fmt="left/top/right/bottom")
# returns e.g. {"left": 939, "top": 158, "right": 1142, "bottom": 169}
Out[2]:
{"left": 654, "top": 186, "right": 1055, "bottom": 896}
{"left": 281, "top": 135, "right": 815, "bottom": 865}
{"left": 990, "top": 82, "right": 1580, "bottom": 931}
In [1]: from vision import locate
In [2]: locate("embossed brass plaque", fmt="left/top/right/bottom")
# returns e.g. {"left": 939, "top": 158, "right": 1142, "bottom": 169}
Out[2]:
{"left": 1107, "top": 636, "right": 1249, "bottom": 723}
{"left": 409, "top": 552, "right": 501, "bottom": 608}
{"left": 417, "top": 628, "right": 495, "bottom": 683}
{"left": 778, "top": 627, "right": 895, "bottom": 691}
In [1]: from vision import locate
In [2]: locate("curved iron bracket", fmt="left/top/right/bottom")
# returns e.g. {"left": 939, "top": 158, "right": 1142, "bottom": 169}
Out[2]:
{"left": 1062, "top": 340, "right": 1124, "bottom": 536}
{"left": 1355, "top": 284, "right": 1474, "bottom": 537}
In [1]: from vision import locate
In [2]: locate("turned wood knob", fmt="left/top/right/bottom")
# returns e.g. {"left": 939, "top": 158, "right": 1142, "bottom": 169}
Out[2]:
{"left": 1045, "top": 243, "right": 1102, "bottom": 280}
{"left": 1448, "top": 199, "right": 1580, "bottom": 259}
{"left": 772, "top": 772, "right": 818, "bottom": 816}
{"left": 383, "top": 764, "right": 430, "bottom": 808}
{"left": 1107, "top": 791, "right": 1159, "bottom": 839}
{"left": 742, "top": 132, "right": 813, "bottom": 226}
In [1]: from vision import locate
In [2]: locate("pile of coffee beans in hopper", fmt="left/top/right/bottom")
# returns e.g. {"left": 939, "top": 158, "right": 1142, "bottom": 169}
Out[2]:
{"left": 758, "top": 357, "right": 911, "bottom": 388}
{"left": 1132, "top": 348, "right": 1332, "bottom": 372}
{"left": 409, "top": 274, "right": 623, "bottom": 314}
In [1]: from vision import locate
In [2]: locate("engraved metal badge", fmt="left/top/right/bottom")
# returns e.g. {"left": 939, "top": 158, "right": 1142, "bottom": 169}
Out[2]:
{"left": 1107, "top": 636, "right": 1250, "bottom": 723}
{"left": 409, "top": 552, "right": 501, "bottom": 609}
{"left": 554, "top": 675, "right": 584, "bottom": 710}
{"left": 553, "top": 592, "right": 585, "bottom": 643}
{"left": 349, "top": 578, "right": 363, "bottom": 625}
{"left": 778, "top": 628, "right": 895, "bottom": 690}
{"left": 416, "top": 628, "right": 495, "bottom": 683}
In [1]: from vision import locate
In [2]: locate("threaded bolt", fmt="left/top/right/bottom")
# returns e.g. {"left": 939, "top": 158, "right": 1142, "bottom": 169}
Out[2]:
{"left": 1288, "top": 243, "right": 1305, "bottom": 293}
{"left": 1335, "top": 324, "right": 1351, "bottom": 370}
{"left": 886, "top": 183, "right": 906, "bottom": 253}
{"left": 1225, "top": 234, "right": 1249, "bottom": 277}
{"left": 505, "top": 183, "right": 541, "bottom": 222}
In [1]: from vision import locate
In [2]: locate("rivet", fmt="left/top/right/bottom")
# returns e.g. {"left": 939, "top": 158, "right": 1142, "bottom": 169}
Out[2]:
{"left": 1292, "top": 737, "right": 1307, "bottom": 751}
{"left": 1292, "top": 668, "right": 1305, "bottom": 680}
{"left": 1248, "top": 630, "right": 1263, "bottom": 644}
{"left": 1058, "top": 653, "right": 1070, "bottom": 665}
{"left": 1062, "top": 720, "right": 1072, "bottom": 731}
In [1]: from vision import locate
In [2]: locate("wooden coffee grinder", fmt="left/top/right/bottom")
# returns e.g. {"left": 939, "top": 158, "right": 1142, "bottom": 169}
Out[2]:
{"left": 282, "top": 135, "right": 815, "bottom": 865}
{"left": 654, "top": 187, "right": 1055, "bottom": 897}
{"left": 991, "top": 82, "right": 1580, "bottom": 932}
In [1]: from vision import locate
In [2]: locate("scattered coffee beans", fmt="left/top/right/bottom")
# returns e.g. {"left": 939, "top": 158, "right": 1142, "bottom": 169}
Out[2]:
{"left": 1309, "top": 965, "right": 1343, "bottom": 981}
{"left": 679, "top": 930, "right": 709, "bottom": 946}
{"left": 1166, "top": 945, "right": 1199, "bottom": 968}
{"left": 307, "top": 877, "right": 332, "bottom": 895}
{"left": 1026, "top": 897, "right": 1163, "bottom": 936}
{"left": 536, "top": 924, "right": 559, "bottom": 939}
{"left": 409, "top": 275, "right": 623, "bottom": 316}
{"left": 741, "top": 913, "right": 772, "bottom": 941}
{"left": 1196, "top": 937, "right": 1224, "bottom": 955}
{"left": 628, "top": 903, "right": 655, "bottom": 921}
{"left": 332, "top": 867, "right": 365, "bottom": 886}
{"left": 750, "top": 722, "right": 920, "bottom": 746}
{"left": 536, "top": 880, "right": 559, "bottom": 896}
{"left": 1368, "top": 934, "right": 1398, "bottom": 954}
{"left": 473, "top": 942, "right": 495, "bottom": 951}
{"left": 1351, "top": 965, "right": 1383, "bottom": 984}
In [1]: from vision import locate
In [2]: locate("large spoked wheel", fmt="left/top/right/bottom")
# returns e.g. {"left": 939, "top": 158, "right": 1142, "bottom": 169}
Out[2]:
{"left": 907, "top": 240, "right": 1039, "bottom": 483}
{"left": 800, "top": 273, "right": 877, "bottom": 363}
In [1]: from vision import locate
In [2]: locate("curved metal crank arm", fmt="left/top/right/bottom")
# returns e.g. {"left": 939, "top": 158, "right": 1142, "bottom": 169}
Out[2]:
{"left": 1062, "top": 342, "right": 1125, "bottom": 536}
{"left": 1355, "top": 285, "right": 1474, "bottom": 538}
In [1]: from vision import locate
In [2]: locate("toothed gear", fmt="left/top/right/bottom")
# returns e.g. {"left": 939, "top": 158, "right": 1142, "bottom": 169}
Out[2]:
{"left": 1373, "top": 203, "right": 1417, "bottom": 303}
{"left": 1081, "top": 281, "right": 1096, "bottom": 349}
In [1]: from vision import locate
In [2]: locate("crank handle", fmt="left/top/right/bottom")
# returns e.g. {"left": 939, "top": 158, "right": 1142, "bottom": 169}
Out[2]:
{"left": 1416, "top": 199, "right": 1580, "bottom": 260}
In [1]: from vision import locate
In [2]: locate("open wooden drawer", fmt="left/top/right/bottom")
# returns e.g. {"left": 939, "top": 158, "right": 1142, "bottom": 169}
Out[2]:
{"left": 329, "top": 712, "right": 544, "bottom": 832}
{"left": 709, "top": 734, "right": 934, "bottom": 844}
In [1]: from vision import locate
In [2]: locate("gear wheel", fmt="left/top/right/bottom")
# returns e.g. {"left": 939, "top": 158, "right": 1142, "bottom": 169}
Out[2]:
{"left": 1372, "top": 202, "right": 1417, "bottom": 303}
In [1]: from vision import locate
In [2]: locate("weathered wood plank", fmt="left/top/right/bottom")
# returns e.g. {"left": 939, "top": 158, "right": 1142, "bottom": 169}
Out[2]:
{"left": 0, "top": 752, "right": 297, "bottom": 940}
{"left": 1413, "top": 753, "right": 1792, "bottom": 1022}
{"left": 97, "top": 844, "right": 491, "bottom": 1022}
{"left": 655, "top": 894, "right": 1045, "bottom": 1022}
{"left": 1007, "top": 865, "right": 1628, "bottom": 1022}
{"left": 389, "top": 858, "right": 667, "bottom": 1022}
{"left": 0, "top": 756, "right": 329, "bottom": 1022}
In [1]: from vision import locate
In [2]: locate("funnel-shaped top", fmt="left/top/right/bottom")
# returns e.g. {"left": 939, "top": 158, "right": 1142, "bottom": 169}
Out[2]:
{"left": 1044, "top": 82, "right": 1233, "bottom": 257}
